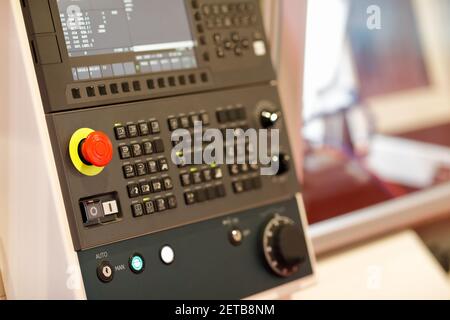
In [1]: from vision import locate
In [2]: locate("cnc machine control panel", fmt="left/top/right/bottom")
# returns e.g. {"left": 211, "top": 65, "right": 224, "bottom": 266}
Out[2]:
{"left": 21, "top": 0, "right": 313, "bottom": 299}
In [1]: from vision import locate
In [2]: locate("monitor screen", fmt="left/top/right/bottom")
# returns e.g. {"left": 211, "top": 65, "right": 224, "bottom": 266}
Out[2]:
{"left": 56, "top": 0, "right": 198, "bottom": 79}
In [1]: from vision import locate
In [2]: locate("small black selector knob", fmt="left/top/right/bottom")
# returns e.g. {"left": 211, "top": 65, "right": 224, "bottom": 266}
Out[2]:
{"left": 260, "top": 110, "right": 280, "bottom": 128}
{"left": 262, "top": 216, "right": 306, "bottom": 277}
{"left": 271, "top": 153, "right": 290, "bottom": 176}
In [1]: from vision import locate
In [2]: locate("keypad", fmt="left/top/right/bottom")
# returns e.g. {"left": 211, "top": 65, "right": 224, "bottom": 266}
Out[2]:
{"left": 185, "top": 184, "right": 226, "bottom": 206}
{"left": 132, "top": 194, "right": 177, "bottom": 217}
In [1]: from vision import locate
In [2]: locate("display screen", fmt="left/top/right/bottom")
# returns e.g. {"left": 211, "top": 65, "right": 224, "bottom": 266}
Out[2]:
{"left": 56, "top": 0, "right": 198, "bottom": 80}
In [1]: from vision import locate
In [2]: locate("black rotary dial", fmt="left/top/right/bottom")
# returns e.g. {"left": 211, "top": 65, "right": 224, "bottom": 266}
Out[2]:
{"left": 262, "top": 215, "right": 306, "bottom": 277}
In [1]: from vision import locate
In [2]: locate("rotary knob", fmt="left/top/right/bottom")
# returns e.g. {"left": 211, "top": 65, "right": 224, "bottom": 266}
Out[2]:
{"left": 262, "top": 215, "right": 306, "bottom": 277}
{"left": 260, "top": 110, "right": 280, "bottom": 128}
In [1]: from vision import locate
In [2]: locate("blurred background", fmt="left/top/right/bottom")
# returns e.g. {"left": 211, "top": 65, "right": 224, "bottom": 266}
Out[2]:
{"left": 264, "top": 0, "right": 450, "bottom": 291}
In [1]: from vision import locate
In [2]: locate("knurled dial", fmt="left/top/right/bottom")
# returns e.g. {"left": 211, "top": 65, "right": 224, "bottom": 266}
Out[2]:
{"left": 262, "top": 215, "right": 306, "bottom": 277}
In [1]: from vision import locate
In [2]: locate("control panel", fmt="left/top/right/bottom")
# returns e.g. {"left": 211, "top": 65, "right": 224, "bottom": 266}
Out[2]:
{"left": 21, "top": 0, "right": 314, "bottom": 299}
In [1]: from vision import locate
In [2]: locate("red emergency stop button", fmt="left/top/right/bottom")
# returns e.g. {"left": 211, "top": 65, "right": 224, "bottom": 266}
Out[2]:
{"left": 81, "top": 131, "right": 113, "bottom": 167}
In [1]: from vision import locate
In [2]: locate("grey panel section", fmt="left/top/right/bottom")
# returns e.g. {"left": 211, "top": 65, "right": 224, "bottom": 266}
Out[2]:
{"left": 78, "top": 197, "right": 313, "bottom": 300}
{"left": 47, "top": 85, "right": 299, "bottom": 251}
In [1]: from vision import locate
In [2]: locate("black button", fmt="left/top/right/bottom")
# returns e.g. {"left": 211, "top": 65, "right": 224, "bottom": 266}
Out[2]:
{"left": 127, "top": 124, "right": 139, "bottom": 138}
{"left": 135, "top": 162, "right": 147, "bottom": 176}
{"left": 217, "top": 110, "right": 229, "bottom": 123}
{"left": 203, "top": 52, "right": 210, "bottom": 62}
{"left": 150, "top": 121, "right": 161, "bottom": 134}
{"left": 252, "top": 177, "right": 262, "bottom": 189}
{"left": 167, "top": 195, "right": 178, "bottom": 209}
{"left": 98, "top": 85, "right": 107, "bottom": 96}
{"left": 206, "top": 186, "right": 217, "bottom": 200}
{"left": 213, "top": 33, "right": 222, "bottom": 44}
{"left": 163, "top": 177, "right": 174, "bottom": 190}
{"left": 144, "top": 200, "right": 155, "bottom": 215}
{"left": 185, "top": 192, "right": 196, "bottom": 205}
{"left": 242, "top": 39, "right": 250, "bottom": 48}
{"left": 110, "top": 83, "right": 119, "bottom": 94}
{"left": 216, "top": 184, "right": 226, "bottom": 198}
{"left": 159, "top": 158, "right": 169, "bottom": 172}
{"left": 115, "top": 126, "right": 127, "bottom": 140}
{"left": 196, "top": 189, "right": 208, "bottom": 203}
{"left": 227, "top": 109, "right": 239, "bottom": 122}
{"left": 217, "top": 47, "right": 225, "bottom": 58}
{"left": 201, "top": 113, "right": 210, "bottom": 125}
{"left": 155, "top": 198, "right": 167, "bottom": 212}
{"left": 151, "top": 179, "right": 163, "bottom": 193}
{"left": 158, "top": 78, "right": 166, "bottom": 88}
{"left": 188, "top": 74, "right": 197, "bottom": 84}
{"left": 213, "top": 168, "right": 223, "bottom": 179}
{"left": 202, "top": 169, "right": 213, "bottom": 182}
{"left": 138, "top": 122, "right": 150, "bottom": 136}
{"left": 197, "top": 24, "right": 204, "bottom": 33}
{"left": 119, "top": 145, "right": 132, "bottom": 159}
{"left": 147, "top": 160, "right": 159, "bottom": 174}
{"left": 235, "top": 47, "right": 243, "bottom": 56}
{"left": 224, "top": 40, "right": 233, "bottom": 50}
{"left": 86, "top": 86, "right": 96, "bottom": 97}
{"left": 143, "top": 141, "right": 154, "bottom": 155}
{"left": 233, "top": 181, "right": 245, "bottom": 193}
{"left": 236, "top": 106, "right": 247, "bottom": 120}
{"left": 180, "top": 116, "right": 190, "bottom": 129}
{"left": 168, "top": 76, "right": 176, "bottom": 87}
{"left": 132, "top": 203, "right": 144, "bottom": 217}
{"left": 178, "top": 75, "right": 187, "bottom": 86}
{"left": 192, "top": 171, "right": 203, "bottom": 184}
{"left": 168, "top": 118, "right": 180, "bottom": 131}
{"left": 153, "top": 139, "right": 165, "bottom": 153}
{"left": 202, "top": 5, "right": 211, "bottom": 15}
{"left": 128, "top": 184, "right": 141, "bottom": 198}
{"left": 133, "top": 81, "right": 141, "bottom": 91}
{"left": 190, "top": 114, "right": 201, "bottom": 127}
{"left": 140, "top": 181, "right": 152, "bottom": 195}
{"left": 199, "top": 35, "right": 207, "bottom": 45}
{"left": 147, "top": 79, "right": 155, "bottom": 90}
{"left": 231, "top": 32, "right": 240, "bottom": 42}
{"left": 131, "top": 143, "right": 143, "bottom": 157}
{"left": 192, "top": 0, "right": 199, "bottom": 9}
{"left": 122, "top": 82, "right": 130, "bottom": 93}
{"left": 123, "top": 165, "right": 136, "bottom": 179}
{"left": 180, "top": 173, "right": 192, "bottom": 186}
{"left": 71, "top": 88, "right": 81, "bottom": 99}
{"left": 229, "top": 164, "right": 240, "bottom": 176}
{"left": 243, "top": 178, "right": 253, "bottom": 191}
{"left": 194, "top": 11, "right": 202, "bottom": 21}
{"left": 200, "top": 72, "right": 209, "bottom": 83}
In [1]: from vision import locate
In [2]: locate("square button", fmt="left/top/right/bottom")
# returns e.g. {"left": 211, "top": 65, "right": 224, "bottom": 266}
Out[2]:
{"left": 132, "top": 203, "right": 144, "bottom": 217}
{"left": 163, "top": 177, "right": 174, "bottom": 190}
{"left": 128, "top": 184, "right": 140, "bottom": 198}
{"left": 140, "top": 182, "right": 152, "bottom": 195}
{"left": 159, "top": 158, "right": 169, "bottom": 172}
{"left": 151, "top": 179, "right": 163, "bottom": 193}
{"left": 135, "top": 163, "right": 147, "bottom": 176}
{"left": 144, "top": 201, "right": 155, "bottom": 215}
{"left": 98, "top": 85, "right": 107, "bottom": 96}
{"left": 155, "top": 198, "right": 167, "bottom": 212}
{"left": 131, "top": 144, "right": 143, "bottom": 157}
{"left": 192, "top": 171, "right": 203, "bottom": 184}
{"left": 71, "top": 88, "right": 81, "bottom": 99}
{"left": 127, "top": 125, "right": 139, "bottom": 138}
{"left": 102, "top": 201, "right": 119, "bottom": 216}
{"left": 123, "top": 165, "right": 136, "bottom": 179}
{"left": 153, "top": 139, "right": 165, "bottom": 153}
{"left": 133, "top": 81, "right": 141, "bottom": 91}
{"left": 122, "top": 82, "right": 131, "bottom": 93}
{"left": 115, "top": 126, "right": 127, "bottom": 140}
{"left": 168, "top": 118, "right": 180, "bottom": 131}
{"left": 110, "top": 83, "right": 119, "bottom": 94}
{"left": 150, "top": 121, "right": 161, "bottom": 134}
{"left": 86, "top": 86, "right": 96, "bottom": 97}
{"left": 147, "top": 160, "right": 159, "bottom": 174}
{"left": 185, "top": 192, "right": 196, "bottom": 205}
{"left": 167, "top": 196, "right": 177, "bottom": 209}
{"left": 119, "top": 145, "right": 132, "bottom": 159}
{"left": 143, "top": 141, "right": 154, "bottom": 155}
{"left": 180, "top": 173, "right": 192, "bottom": 186}
{"left": 139, "top": 123, "right": 150, "bottom": 136}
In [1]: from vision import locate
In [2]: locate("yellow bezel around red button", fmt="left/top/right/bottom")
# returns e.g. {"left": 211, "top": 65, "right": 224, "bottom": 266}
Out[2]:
{"left": 69, "top": 128, "right": 105, "bottom": 176}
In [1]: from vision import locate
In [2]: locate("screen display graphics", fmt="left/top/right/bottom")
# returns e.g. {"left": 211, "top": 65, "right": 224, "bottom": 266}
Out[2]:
{"left": 56, "top": 0, "right": 198, "bottom": 80}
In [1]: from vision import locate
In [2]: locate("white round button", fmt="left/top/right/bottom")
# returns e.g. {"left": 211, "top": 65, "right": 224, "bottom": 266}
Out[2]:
{"left": 160, "top": 245, "right": 175, "bottom": 265}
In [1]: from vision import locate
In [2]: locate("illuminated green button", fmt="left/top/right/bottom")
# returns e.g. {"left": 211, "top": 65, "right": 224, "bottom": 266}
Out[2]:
{"left": 129, "top": 254, "right": 145, "bottom": 274}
